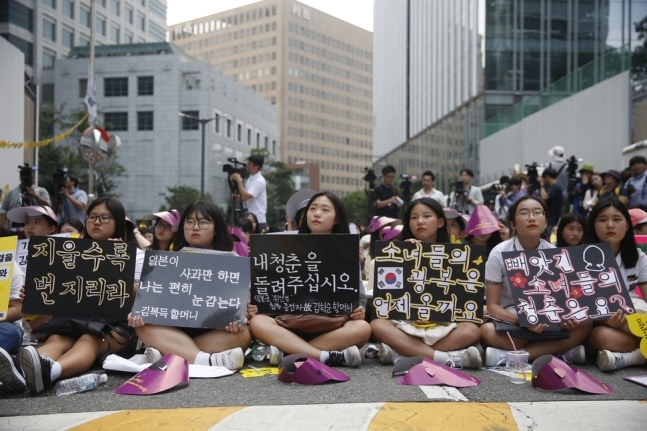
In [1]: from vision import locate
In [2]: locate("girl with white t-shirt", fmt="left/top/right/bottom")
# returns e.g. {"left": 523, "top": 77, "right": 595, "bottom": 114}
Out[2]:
{"left": 480, "top": 196, "right": 593, "bottom": 366}
{"left": 584, "top": 197, "right": 647, "bottom": 371}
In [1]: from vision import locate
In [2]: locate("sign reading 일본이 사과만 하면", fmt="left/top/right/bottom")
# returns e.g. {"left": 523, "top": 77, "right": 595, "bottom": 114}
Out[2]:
{"left": 130, "top": 250, "right": 249, "bottom": 329}
{"left": 22, "top": 236, "right": 137, "bottom": 320}
{"left": 502, "top": 243, "right": 635, "bottom": 327}
{"left": 372, "top": 241, "right": 486, "bottom": 324}
{"left": 250, "top": 234, "right": 360, "bottom": 315}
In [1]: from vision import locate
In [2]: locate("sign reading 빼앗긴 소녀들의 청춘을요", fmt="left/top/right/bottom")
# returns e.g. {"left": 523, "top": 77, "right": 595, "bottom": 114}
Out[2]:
{"left": 22, "top": 236, "right": 136, "bottom": 320}
{"left": 250, "top": 234, "right": 360, "bottom": 315}
{"left": 130, "top": 250, "right": 249, "bottom": 328}
{"left": 372, "top": 241, "right": 486, "bottom": 324}
{"left": 502, "top": 242, "right": 635, "bottom": 327}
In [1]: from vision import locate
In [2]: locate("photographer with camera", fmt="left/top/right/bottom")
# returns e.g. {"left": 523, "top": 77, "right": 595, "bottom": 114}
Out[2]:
{"left": 538, "top": 168, "right": 564, "bottom": 236}
{"left": 230, "top": 154, "right": 267, "bottom": 230}
{"left": 412, "top": 170, "right": 445, "bottom": 205}
{"left": 497, "top": 176, "right": 526, "bottom": 218}
{"left": 373, "top": 165, "right": 401, "bottom": 218}
{"left": 448, "top": 168, "right": 483, "bottom": 215}
{"left": 0, "top": 165, "right": 51, "bottom": 230}
{"left": 57, "top": 173, "right": 87, "bottom": 224}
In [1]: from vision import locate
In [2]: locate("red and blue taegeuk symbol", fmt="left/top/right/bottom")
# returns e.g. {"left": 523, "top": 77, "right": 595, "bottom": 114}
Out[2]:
{"left": 384, "top": 271, "right": 398, "bottom": 285}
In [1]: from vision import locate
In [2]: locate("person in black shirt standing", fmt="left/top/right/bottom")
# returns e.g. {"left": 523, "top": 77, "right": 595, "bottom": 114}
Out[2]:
{"left": 539, "top": 168, "right": 564, "bottom": 236}
{"left": 373, "top": 165, "right": 401, "bottom": 218}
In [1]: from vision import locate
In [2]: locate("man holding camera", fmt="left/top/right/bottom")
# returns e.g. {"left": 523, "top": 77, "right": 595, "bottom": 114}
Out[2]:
{"left": 374, "top": 165, "right": 401, "bottom": 218}
{"left": 58, "top": 174, "right": 88, "bottom": 223}
{"left": 0, "top": 165, "right": 51, "bottom": 230}
{"left": 449, "top": 168, "right": 483, "bottom": 215}
{"left": 497, "top": 176, "right": 526, "bottom": 218}
{"left": 231, "top": 154, "right": 267, "bottom": 230}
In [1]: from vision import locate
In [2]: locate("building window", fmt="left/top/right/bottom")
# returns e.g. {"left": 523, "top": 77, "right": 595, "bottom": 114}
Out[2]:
{"left": 137, "top": 13, "right": 145, "bottom": 31}
{"left": 63, "top": 0, "right": 74, "bottom": 18}
{"left": 272, "top": 140, "right": 276, "bottom": 155}
{"left": 96, "top": 16, "right": 106, "bottom": 35}
{"left": 264, "top": 136, "right": 268, "bottom": 149}
{"left": 42, "top": 51, "right": 55, "bottom": 69}
{"left": 62, "top": 28, "right": 73, "bottom": 48}
{"left": 125, "top": 4, "right": 133, "bottom": 24}
{"left": 137, "top": 76, "right": 153, "bottom": 95}
{"left": 44, "top": 0, "right": 56, "bottom": 9}
{"left": 110, "top": 0, "right": 120, "bottom": 15}
{"left": 237, "top": 123, "right": 242, "bottom": 142}
{"left": 137, "top": 111, "right": 153, "bottom": 130}
{"left": 79, "top": 78, "right": 87, "bottom": 97}
{"left": 0, "top": 1, "right": 34, "bottom": 32}
{"left": 3, "top": 34, "right": 33, "bottom": 65}
{"left": 43, "top": 19, "right": 55, "bottom": 41}
{"left": 104, "top": 112, "right": 128, "bottom": 131}
{"left": 79, "top": 36, "right": 90, "bottom": 46}
{"left": 110, "top": 25, "right": 119, "bottom": 43}
{"left": 214, "top": 113, "right": 220, "bottom": 133}
{"left": 181, "top": 111, "right": 199, "bottom": 130}
{"left": 138, "top": 0, "right": 144, "bottom": 5}
{"left": 256, "top": 132, "right": 260, "bottom": 148}
{"left": 104, "top": 77, "right": 128, "bottom": 96}
{"left": 226, "top": 119, "right": 232, "bottom": 138}
{"left": 80, "top": 6, "right": 90, "bottom": 27}
{"left": 124, "top": 32, "right": 133, "bottom": 44}
{"left": 247, "top": 128, "right": 252, "bottom": 146}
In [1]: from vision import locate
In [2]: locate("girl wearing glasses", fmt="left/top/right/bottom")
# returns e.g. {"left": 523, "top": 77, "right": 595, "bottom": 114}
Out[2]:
{"left": 129, "top": 201, "right": 250, "bottom": 371}
{"left": 17, "top": 197, "right": 144, "bottom": 394}
{"left": 370, "top": 198, "right": 482, "bottom": 368}
{"left": 583, "top": 197, "right": 647, "bottom": 371}
{"left": 248, "top": 192, "right": 371, "bottom": 367}
{"left": 480, "top": 196, "right": 593, "bottom": 367}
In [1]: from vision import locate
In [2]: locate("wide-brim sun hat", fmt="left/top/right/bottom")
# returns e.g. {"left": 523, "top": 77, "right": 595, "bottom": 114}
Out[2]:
{"left": 7, "top": 205, "right": 58, "bottom": 224}
{"left": 145, "top": 210, "right": 181, "bottom": 232}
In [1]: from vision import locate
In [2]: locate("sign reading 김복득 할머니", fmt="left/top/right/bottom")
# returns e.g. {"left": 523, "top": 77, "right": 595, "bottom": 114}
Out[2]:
{"left": 502, "top": 243, "right": 636, "bottom": 327}
{"left": 250, "top": 234, "right": 360, "bottom": 315}
{"left": 372, "top": 241, "right": 486, "bottom": 324}
{"left": 130, "top": 251, "right": 249, "bottom": 328}
{"left": 22, "top": 236, "right": 137, "bottom": 320}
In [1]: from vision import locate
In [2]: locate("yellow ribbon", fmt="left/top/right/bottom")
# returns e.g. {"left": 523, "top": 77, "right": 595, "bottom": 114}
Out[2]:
{"left": 0, "top": 113, "right": 88, "bottom": 150}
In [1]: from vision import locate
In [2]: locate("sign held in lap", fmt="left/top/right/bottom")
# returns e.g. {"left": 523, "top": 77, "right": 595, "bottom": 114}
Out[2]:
{"left": 130, "top": 251, "right": 249, "bottom": 328}
{"left": 250, "top": 234, "right": 360, "bottom": 315}
{"left": 0, "top": 236, "right": 18, "bottom": 321}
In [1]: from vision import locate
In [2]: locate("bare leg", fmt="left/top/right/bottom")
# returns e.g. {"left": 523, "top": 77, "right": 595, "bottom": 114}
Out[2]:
{"left": 249, "top": 315, "right": 323, "bottom": 359}
{"left": 38, "top": 334, "right": 76, "bottom": 360}
{"left": 54, "top": 334, "right": 111, "bottom": 380}
{"left": 308, "top": 320, "right": 371, "bottom": 351}
{"left": 586, "top": 326, "right": 639, "bottom": 353}
{"left": 523, "top": 321, "right": 593, "bottom": 361}
{"left": 135, "top": 324, "right": 203, "bottom": 363}
{"left": 194, "top": 328, "right": 252, "bottom": 353}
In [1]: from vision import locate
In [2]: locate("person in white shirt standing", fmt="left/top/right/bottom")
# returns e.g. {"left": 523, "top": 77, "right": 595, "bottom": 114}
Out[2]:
{"left": 231, "top": 154, "right": 268, "bottom": 230}
{"left": 412, "top": 170, "right": 445, "bottom": 206}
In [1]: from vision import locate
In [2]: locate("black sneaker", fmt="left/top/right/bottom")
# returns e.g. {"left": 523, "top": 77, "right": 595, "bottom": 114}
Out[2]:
{"left": 325, "top": 346, "right": 361, "bottom": 367}
{"left": 0, "top": 347, "right": 26, "bottom": 393}
{"left": 18, "top": 346, "right": 53, "bottom": 394}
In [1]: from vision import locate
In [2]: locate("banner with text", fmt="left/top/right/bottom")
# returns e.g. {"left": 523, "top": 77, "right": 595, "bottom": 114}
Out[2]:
{"left": 0, "top": 236, "right": 18, "bottom": 321}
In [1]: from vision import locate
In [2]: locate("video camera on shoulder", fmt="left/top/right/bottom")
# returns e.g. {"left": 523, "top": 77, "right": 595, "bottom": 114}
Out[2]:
{"left": 52, "top": 167, "right": 69, "bottom": 191}
{"left": 19, "top": 164, "right": 34, "bottom": 188}
{"left": 400, "top": 173, "right": 412, "bottom": 190}
{"left": 491, "top": 183, "right": 509, "bottom": 192}
{"left": 453, "top": 180, "right": 468, "bottom": 197}
{"left": 222, "top": 158, "right": 249, "bottom": 179}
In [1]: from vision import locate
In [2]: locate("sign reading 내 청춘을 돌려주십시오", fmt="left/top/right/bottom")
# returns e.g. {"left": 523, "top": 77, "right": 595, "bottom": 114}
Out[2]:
{"left": 250, "top": 234, "right": 361, "bottom": 315}
{"left": 22, "top": 236, "right": 136, "bottom": 320}
{"left": 502, "top": 242, "right": 636, "bottom": 327}
{"left": 130, "top": 250, "right": 249, "bottom": 329}
{"left": 372, "top": 240, "right": 486, "bottom": 324}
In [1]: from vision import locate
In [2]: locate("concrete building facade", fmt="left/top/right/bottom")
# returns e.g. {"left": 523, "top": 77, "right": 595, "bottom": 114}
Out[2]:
{"left": 169, "top": 0, "right": 373, "bottom": 197}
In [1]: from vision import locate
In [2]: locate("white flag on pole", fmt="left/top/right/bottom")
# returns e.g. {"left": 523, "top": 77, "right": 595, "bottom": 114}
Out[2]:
{"left": 84, "top": 66, "right": 97, "bottom": 123}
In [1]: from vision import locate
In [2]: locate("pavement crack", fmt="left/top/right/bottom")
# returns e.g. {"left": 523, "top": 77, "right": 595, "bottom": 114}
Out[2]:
{"left": 510, "top": 405, "right": 537, "bottom": 431}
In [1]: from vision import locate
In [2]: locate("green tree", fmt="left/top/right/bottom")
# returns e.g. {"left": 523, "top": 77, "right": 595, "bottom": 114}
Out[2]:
{"left": 342, "top": 189, "right": 369, "bottom": 226}
{"left": 633, "top": 16, "right": 647, "bottom": 81}
{"left": 159, "top": 185, "right": 212, "bottom": 214}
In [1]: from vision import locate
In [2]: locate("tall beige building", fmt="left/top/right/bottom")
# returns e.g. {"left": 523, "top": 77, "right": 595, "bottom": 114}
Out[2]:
{"left": 169, "top": 0, "right": 372, "bottom": 197}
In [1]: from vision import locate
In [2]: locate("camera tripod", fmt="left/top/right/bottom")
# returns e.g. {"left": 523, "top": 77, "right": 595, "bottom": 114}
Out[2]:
{"left": 450, "top": 183, "right": 471, "bottom": 215}
{"left": 225, "top": 175, "right": 247, "bottom": 226}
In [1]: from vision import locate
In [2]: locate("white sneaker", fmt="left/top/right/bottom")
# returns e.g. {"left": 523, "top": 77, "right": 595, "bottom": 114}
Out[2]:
{"left": 560, "top": 345, "right": 586, "bottom": 365}
{"left": 379, "top": 343, "right": 396, "bottom": 365}
{"left": 145, "top": 347, "right": 162, "bottom": 363}
{"left": 210, "top": 347, "right": 244, "bottom": 370}
{"left": 446, "top": 346, "right": 483, "bottom": 369}
{"left": 484, "top": 347, "right": 508, "bottom": 367}
{"left": 268, "top": 345, "right": 283, "bottom": 366}
{"left": 325, "top": 345, "right": 361, "bottom": 367}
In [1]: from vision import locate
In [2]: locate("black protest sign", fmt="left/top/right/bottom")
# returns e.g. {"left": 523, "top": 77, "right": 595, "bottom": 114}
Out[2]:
{"left": 502, "top": 243, "right": 635, "bottom": 327}
{"left": 372, "top": 241, "right": 486, "bottom": 324}
{"left": 130, "top": 251, "right": 249, "bottom": 328}
{"left": 250, "top": 234, "right": 360, "bottom": 315}
{"left": 22, "top": 236, "right": 137, "bottom": 320}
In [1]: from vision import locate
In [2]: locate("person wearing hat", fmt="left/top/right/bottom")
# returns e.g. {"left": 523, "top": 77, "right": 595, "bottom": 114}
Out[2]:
{"left": 285, "top": 189, "right": 318, "bottom": 231}
{"left": 6, "top": 206, "right": 58, "bottom": 239}
{"left": 547, "top": 146, "right": 569, "bottom": 200}
{"left": 625, "top": 155, "right": 647, "bottom": 207}
{"left": 462, "top": 205, "right": 507, "bottom": 257}
{"left": 629, "top": 208, "right": 647, "bottom": 236}
{"left": 600, "top": 169, "right": 628, "bottom": 204}
{"left": 145, "top": 210, "right": 181, "bottom": 251}
{"left": 443, "top": 208, "right": 466, "bottom": 243}
{"left": 571, "top": 163, "right": 594, "bottom": 217}
{"left": 231, "top": 153, "right": 267, "bottom": 230}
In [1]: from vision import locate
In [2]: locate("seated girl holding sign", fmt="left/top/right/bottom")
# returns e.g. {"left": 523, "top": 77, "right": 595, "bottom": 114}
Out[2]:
{"left": 128, "top": 201, "right": 250, "bottom": 370}
{"left": 480, "top": 196, "right": 593, "bottom": 367}
{"left": 583, "top": 197, "right": 647, "bottom": 371}
{"left": 370, "top": 198, "right": 482, "bottom": 368}
{"left": 248, "top": 192, "right": 371, "bottom": 367}
{"left": 15, "top": 197, "right": 144, "bottom": 394}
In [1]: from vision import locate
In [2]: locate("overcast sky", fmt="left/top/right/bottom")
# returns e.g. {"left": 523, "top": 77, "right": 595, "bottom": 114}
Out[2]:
{"left": 166, "top": 0, "right": 374, "bottom": 31}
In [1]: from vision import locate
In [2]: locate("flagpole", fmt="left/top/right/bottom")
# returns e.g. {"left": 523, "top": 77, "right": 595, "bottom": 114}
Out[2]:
{"left": 88, "top": 0, "right": 96, "bottom": 198}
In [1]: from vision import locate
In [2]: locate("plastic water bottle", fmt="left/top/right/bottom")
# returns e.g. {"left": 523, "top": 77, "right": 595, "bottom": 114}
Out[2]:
{"left": 252, "top": 343, "right": 269, "bottom": 361}
{"left": 55, "top": 374, "right": 108, "bottom": 396}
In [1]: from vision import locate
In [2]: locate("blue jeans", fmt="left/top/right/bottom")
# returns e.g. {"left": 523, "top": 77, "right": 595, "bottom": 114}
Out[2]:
{"left": 0, "top": 322, "right": 23, "bottom": 354}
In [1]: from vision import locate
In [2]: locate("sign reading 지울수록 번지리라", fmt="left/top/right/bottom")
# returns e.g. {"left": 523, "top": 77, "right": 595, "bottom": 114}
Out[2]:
{"left": 502, "top": 243, "right": 636, "bottom": 327}
{"left": 22, "top": 236, "right": 137, "bottom": 320}
{"left": 0, "top": 236, "right": 18, "bottom": 321}
{"left": 372, "top": 241, "right": 486, "bottom": 324}
{"left": 250, "top": 234, "right": 361, "bottom": 315}
{"left": 130, "top": 251, "right": 249, "bottom": 328}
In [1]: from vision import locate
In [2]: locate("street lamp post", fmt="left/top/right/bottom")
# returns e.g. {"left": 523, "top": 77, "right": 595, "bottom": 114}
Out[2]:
{"left": 178, "top": 112, "right": 217, "bottom": 200}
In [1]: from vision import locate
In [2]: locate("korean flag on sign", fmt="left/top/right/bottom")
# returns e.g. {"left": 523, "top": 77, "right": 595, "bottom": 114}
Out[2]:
{"left": 377, "top": 267, "right": 403, "bottom": 290}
